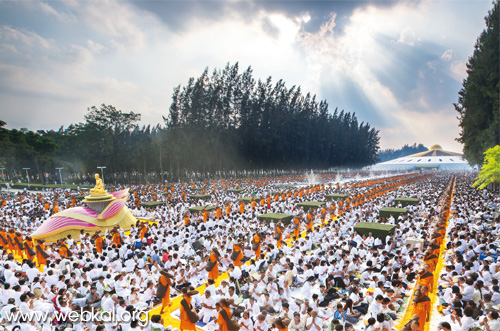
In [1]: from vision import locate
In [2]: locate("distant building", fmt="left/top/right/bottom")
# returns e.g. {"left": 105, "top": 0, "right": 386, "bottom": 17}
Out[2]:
{"left": 370, "top": 144, "right": 471, "bottom": 171}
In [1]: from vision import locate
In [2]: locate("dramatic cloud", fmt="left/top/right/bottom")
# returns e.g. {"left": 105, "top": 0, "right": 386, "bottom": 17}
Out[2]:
{"left": 0, "top": 0, "right": 493, "bottom": 152}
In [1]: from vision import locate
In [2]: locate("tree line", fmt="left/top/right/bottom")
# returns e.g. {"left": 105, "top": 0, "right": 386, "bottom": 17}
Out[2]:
{"left": 0, "top": 63, "right": 380, "bottom": 184}
{"left": 377, "top": 143, "right": 427, "bottom": 162}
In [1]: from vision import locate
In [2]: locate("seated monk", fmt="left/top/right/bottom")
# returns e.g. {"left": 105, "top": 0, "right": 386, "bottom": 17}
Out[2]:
{"left": 90, "top": 174, "right": 106, "bottom": 195}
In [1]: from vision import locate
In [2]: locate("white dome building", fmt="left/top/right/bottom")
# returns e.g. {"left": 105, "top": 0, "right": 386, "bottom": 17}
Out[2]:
{"left": 371, "top": 144, "right": 472, "bottom": 171}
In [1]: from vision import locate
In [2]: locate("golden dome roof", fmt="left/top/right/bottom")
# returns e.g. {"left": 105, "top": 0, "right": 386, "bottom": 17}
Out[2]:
{"left": 429, "top": 144, "right": 443, "bottom": 151}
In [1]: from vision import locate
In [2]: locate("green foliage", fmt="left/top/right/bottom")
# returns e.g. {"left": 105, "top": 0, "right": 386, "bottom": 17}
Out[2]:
{"left": 472, "top": 145, "right": 500, "bottom": 190}
{"left": 166, "top": 63, "right": 380, "bottom": 169}
{"left": 1, "top": 65, "right": 382, "bottom": 183}
{"left": 455, "top": 1, "right": 499, "bottom": 164}
{"left": 378, "top": 143, "right": 427, "bottom": 162}
{"left": 0, "top": 121, "right": 56, "bottom": 183}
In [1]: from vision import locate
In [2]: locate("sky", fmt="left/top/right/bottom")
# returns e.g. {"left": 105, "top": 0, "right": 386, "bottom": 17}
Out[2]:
{"left": 0, "top": 0, "right": 494, "bottom": 152}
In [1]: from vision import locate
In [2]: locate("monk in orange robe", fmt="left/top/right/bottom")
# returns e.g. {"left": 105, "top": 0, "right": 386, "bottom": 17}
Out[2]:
{"left": 306, "top": 212, "right": 313, "bottom": 230}
{"left": 11, "top": 232, "right": 23, "bottom": 257}
{"left": 208, "top": 249, "right": 220, "bottom": 280}
{"left": 424, "top": 253, "right": 438, "bottom": 273}
{"left": 95, "top": 232, "right": 103, "bottom": 253}
{"left": 111, "top": 230, "right": 122, "bottom": 246}
{"left": 7, "top": 230, "right": 15, "bottom": 252}
{"left": 232, "top": 243, "right": 243, "bottom": 267}
{"left": 226, "top": 204, "right": 232, "bottom": 216}
{"left": 253, "top": 233, "right": 261, "bottom": 259}
{"left": 216, "top": 207, "right": 222, "bottom": 220}
{"left": 275, "top": 226, "right": 283, "bottom": 249}
{"left": 140, "top": 224, "right": 148, "bottom": 240}
{"left": 59, "top": 239, "right": 70, "bottom": 258}
{"left": 157, "top": 269, "right": 174, "bottom": 314}
{"left": 35, "top": 239, "right": 48, "bottom": 267}
{"left": 180, "top": 289, "right": 198, "bottom": 331}
{"left": 217, "top": 299, "right": 233, "bottom": 331}
{"left": 292, "top": 217, "right": 301, "bottom": 238}
{"left": 24, "top": 237, "right": 36, "bottom": 261}
{"left": 320, "top": 207, "right": 326, "bottom": 223}
{"left": 275, "top": 317, "right": 290, "bottom": 331}
{"left": 239, "top": 202, "right": 245, "bottom": 214}
{"left": 413, "top": 286, "right": 431, "bottom": 331}
{"left": 417, "top": 264, "right": 434, "bottom": 292}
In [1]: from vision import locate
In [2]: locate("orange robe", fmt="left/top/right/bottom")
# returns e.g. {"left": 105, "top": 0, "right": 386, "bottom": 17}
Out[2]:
{"left": 112, "top": 232, "right": 122, "bottom": 246}
{"left": 180, "top": 296, "right": 197, "bottom": 330}
{"left": 217, "top": 307, "right": 232, "bottom": 331}
{"left": 275, "top": 227, "right": 283, "bottom": 248}
{"left": 7, "top": 233, "right": 15, "bottom": 251}
{"left": 36, "top": 243, "right": 47, "bottom": 266}
{"left": 159, "top": 275, "right": 171, "bottom": 309}
{"left": 413, "top": 295, "right": 431, "bottom": 331}
{"left": 306, "top": 213, "right": 313, "bottom": 230}
{"left": 239, "top": 203, "right": 245, "bottom": 214}
{"left": 25, "top": 241, "right": 35, "bottom": 261}
{"left": 418, "top": 272, "right": 434, "bottom": 292}
{"left": 233, "top": 244, "right": 243, "bottom": 267}
{"left": 216, "top": 208, "right": 222, "bottom": 220}
{"left": 293, "top": 218, "right": 300, "bottom": 237}
{"left": 14, "top": 234, "right": 23, "bottom": 256}
{"left": 425, "top": 255, "right": 438, "bottom": 273}
{"left": 253, "top": 234, "right": 261, "bottom": 259}
{"left": 140, "top": 226, "right": 148, "bottom": 240}
{"left": 208, "top": 252, "right": 219, "bottom": 280}
{"left": 59, "top": 245, "right": 69, "bottom": 258}
{"left": 95, "top": 236, "right": 103, "bottom": 253}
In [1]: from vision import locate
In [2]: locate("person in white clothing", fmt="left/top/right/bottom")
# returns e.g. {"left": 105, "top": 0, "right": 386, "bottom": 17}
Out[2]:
{"left": 306, "top": 310, "right": 322, "bottom": 331}
{"left": 199, "top": 290, "right": 217, "bottom": 323}
{"left": 239, "top": 312, "right": 254, "bottom": 331}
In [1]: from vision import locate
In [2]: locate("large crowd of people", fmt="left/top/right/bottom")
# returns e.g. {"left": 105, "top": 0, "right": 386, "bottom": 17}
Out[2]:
{"left": 0, "top": 171, "right": 498, "bottom": 331}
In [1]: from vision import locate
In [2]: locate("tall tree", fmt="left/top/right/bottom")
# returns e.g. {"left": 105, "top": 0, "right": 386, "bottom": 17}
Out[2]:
{"left": 455, "top": 1, "right": 499, "bottom": 164}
